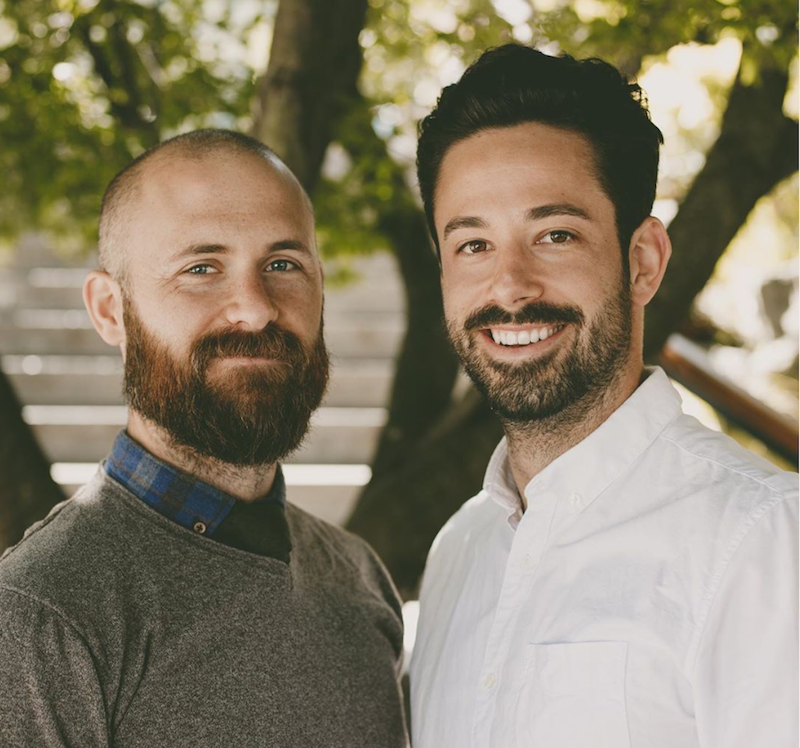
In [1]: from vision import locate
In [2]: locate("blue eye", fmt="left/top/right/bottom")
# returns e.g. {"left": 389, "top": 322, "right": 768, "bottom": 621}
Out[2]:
{"left": 187, "top": 264, "right": 215, "bottom": 274}
{"left": 266, "top": 259, "right": 297, "bottom": 272}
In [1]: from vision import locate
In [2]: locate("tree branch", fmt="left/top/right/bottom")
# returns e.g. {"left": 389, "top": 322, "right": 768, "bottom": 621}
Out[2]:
{"left": 72, "top": 8, "right": 158, "bottom": 144}
{"left": 645, "top": 61, "right": 799, "bottom": 359}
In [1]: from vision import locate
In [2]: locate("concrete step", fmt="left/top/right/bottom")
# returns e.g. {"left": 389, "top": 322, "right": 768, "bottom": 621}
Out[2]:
{"left": 5, "top": 356, "right": 395, "bottom": 408}
{"left": 26, "top": 405, "right": 384, "bottom": 465}
{"left": 0, "top": 319, "right": 405, "bottom": 358}
{"left": 53, "top": 462, "right": 365, "bottom": 527}
{"left": 5, "top": 356, "right": 124, "bottom": 405}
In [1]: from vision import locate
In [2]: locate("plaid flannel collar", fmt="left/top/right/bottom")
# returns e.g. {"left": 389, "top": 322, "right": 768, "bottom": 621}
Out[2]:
{"left": 104, "top": 430, "right": 286, "bottom": 536}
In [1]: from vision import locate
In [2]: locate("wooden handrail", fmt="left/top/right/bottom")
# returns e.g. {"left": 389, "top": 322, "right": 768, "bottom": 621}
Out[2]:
{"left": 658, "top": 334, "right": 798, "bottom": 466}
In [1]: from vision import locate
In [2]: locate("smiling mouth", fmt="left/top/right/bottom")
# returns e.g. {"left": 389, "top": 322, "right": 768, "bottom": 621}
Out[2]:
{"left": 485, "top": 324, "right": 566, "bottom": 347}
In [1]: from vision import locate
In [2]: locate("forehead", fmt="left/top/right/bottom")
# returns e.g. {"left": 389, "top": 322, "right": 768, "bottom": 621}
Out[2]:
{"left": 434, "top": 123, "right": 610, "bottom": 225}
{"left": 141, "top": 150, "right": 310, "bottom": 220}
{"left": 126, "top": 150, "right": 314, "bottom": 256}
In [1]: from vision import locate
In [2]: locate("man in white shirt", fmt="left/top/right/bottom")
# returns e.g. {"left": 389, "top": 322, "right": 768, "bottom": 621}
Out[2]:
{"left": 409, "top": 44, "right": 798, "bottom": 748}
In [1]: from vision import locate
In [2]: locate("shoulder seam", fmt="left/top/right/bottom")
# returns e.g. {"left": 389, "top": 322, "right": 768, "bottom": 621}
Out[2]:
{"left": 0, "top": 498, "right": 74, "bottom": 563}
{"left": 661, "top": 433, "right": 790, "bottom": 499}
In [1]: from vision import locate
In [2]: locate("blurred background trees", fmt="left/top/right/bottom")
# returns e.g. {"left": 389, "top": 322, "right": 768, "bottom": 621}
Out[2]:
{"left": 0, "top": 0, "right": 797, "bottom": 594}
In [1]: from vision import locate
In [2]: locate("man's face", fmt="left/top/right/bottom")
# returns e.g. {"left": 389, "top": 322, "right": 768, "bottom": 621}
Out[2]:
{"left": 435, "top": 123, "right": 634, "bottom": 423}
{"left": 119, "top": 150, "right": 328, "bottom": 465}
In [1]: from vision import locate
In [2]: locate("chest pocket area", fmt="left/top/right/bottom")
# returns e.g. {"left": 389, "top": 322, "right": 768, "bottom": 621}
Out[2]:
{"left": 515, "top": 641, "right": 630, "bottom": 748}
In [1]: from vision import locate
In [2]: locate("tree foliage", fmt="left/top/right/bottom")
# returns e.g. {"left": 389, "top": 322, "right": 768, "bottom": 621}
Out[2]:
{"left": 0, "top": 0, "right": 260, "bottom": 249}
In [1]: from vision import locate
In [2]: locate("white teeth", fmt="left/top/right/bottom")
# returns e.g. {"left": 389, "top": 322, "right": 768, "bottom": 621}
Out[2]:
{"left": 489, "top": 324, "right": 564, "bottom": 346}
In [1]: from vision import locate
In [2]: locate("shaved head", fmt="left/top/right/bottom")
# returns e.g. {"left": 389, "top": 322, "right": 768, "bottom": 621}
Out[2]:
{"left": 98, "top": 129, "right": 312, "bottom": 281}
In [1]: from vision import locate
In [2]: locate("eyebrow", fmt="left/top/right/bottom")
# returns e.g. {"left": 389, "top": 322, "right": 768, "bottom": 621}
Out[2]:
{"left": 173, "top": 239, "right": 313, "bottom": 261}
{"left": 442, "top": 202, "right": 592, "bottom": 240}
{"left": 525, "top": 203, "right": 592, "bottom": 222}
{"left": 442, "top": 216, "right": 488, "bottom": 240}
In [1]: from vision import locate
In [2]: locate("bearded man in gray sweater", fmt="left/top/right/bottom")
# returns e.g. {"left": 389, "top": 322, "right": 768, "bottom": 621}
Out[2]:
{"left": 0, "top": 129, "right": 408, "bottom": 747}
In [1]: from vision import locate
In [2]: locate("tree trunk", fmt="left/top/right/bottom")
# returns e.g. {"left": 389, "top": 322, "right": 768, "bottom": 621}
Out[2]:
{"left": 319, "top": 97, "right": 465, "bottom": 478}
{"left": 0, "top": 368, "right": 64, "bottom": 551}
{"left": 369, "top": 205, "right": 461, "bottom": 478}
{"left": 251, "top": 0, "right": 369, "bottom": 193}
{"left": 348, "top": 386, "right": 502, "bottom": 598}
{"left": 645, "top": 61, "right": 798, "bottom": 359}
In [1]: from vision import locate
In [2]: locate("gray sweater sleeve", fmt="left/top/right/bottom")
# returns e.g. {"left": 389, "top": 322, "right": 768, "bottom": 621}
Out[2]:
{"left": 0, "top": 588, "right": 110, "bottom": 747}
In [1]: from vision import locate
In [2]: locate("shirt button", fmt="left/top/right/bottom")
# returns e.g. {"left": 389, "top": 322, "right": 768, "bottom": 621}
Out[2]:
{"left": 193, "top": 521, "right": 207, "bottom": 534}
{"left": 521, "top": 553, "right": 534, "bottom": 569}
{"left": 483, "top": 673, "right": 498, "bottom": 689}
{"left": 570, "top": 492, "right": 583, "bottom": 513}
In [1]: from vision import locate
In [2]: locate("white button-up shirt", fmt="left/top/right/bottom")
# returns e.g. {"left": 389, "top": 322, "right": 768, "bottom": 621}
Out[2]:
{"left": 410, "top": 368, "right": 798, "bottom": 748}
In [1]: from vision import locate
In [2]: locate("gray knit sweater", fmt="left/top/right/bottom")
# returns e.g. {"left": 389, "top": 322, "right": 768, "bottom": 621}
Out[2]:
{"left": 0, "top": 471, "right": 408, "bottom": 747}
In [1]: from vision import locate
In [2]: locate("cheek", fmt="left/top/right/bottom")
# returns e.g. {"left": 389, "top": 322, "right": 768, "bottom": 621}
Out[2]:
{"left": 440, "top": 267, "right": 476, "bottom": 316}
{"left": 282, "top": 290, "right": 323, "bottom": 338}
{"left": 440, "top": 284, "right": 463, "bottom": 326}
{"left": 136, "top": 303, "right": 208, "bottom": 356}
{"left": 154, "top": 307, "right": 207, "bottom": 340}
{"left": 551, "top": 252, "right": 621, "bottom": 298}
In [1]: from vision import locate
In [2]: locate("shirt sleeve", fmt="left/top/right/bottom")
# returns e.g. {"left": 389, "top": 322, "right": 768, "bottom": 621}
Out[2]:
{"left": 693, "top": 493, "right": 799, "bottom": 748}
{"left": 0, "top": 588, "right": 110, "bottom": 747}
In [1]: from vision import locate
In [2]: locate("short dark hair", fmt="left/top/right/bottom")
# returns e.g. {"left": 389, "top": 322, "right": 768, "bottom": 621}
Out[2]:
{"left": 99, "top": 129, "right": 304, "bottom": 280}
{"left": 417, "top": 44, "right": 663, "bottom": 258}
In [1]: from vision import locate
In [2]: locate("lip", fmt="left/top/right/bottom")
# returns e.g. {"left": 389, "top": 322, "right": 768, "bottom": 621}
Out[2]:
{"left": 476, "top": 323, "right": 569, "bottom": 359}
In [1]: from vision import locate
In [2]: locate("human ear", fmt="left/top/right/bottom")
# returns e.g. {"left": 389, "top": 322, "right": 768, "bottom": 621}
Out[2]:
{"left": 83, "top": 270, "right": 126, "bottom": 347}
{"left": 628, "top": 217, "right": 672, "bottom": 306}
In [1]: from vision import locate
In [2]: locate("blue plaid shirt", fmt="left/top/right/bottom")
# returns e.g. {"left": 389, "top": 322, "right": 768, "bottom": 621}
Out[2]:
{"left": 105, "top": 431, "right": 286, "bottom": 538}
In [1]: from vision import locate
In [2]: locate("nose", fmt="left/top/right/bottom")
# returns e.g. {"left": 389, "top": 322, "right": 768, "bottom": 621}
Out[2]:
{"left": 488, "top": 241, "right": 545, "bottom": 308}
{"left": 223, "top": 272, "right": 278, "bottom": 331}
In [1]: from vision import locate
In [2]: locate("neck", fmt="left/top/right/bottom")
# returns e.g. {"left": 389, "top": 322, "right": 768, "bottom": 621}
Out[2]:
{"left": 504, "top": 364, "right": 643, "bottom": 509}
{"left": 127, "top": 412, "right": 277, "bottom": 502}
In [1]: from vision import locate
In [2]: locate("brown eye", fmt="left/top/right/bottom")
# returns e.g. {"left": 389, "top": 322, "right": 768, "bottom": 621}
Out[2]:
{"left": 540, "top": 230, "right": 575, "bottom": 245}
{"left": 460, "top": 240, "right": 489, "bottom": 254}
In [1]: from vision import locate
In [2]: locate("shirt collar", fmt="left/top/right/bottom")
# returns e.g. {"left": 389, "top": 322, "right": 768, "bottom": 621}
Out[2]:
{"left": 484, "top": 367, "right": 683, "bottom": 524}
{"left": 104, "top": 430, "right": 286, "bottom": 536}
{"left": 483, "top": 436, "right": 522, "bottom": 523}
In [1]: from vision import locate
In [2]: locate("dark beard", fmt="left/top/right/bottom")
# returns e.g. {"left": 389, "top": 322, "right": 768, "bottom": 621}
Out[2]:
{"left": 447, "top": 287, "right": 632, "bottom": 424}
{"left": 122, "top": 297, "right": 330, "bottom": 467}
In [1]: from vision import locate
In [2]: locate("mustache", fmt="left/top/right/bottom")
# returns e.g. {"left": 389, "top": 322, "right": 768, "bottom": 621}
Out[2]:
{"left": 192, "top": 326, "right": 307, "bottom": 366}
{"left": 463, "top": 302, "right": 585, "bottom": 332}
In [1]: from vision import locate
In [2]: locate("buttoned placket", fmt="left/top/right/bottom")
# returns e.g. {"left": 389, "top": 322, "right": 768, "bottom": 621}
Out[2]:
{"left": 472, "top": 489, "right": 562, "bottom": 747}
